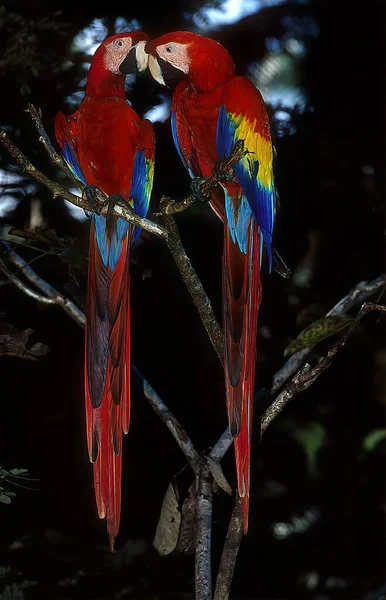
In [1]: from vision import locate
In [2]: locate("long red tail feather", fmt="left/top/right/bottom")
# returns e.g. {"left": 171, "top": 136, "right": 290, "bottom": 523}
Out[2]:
{"left": 85, "top": 220, "right": 131, "bottom": 551}
{"left": 223, "top": 220, "right": 261, "bottom": 532}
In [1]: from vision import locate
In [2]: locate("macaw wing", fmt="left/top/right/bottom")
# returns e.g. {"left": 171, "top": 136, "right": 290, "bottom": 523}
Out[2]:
{"left": 54, "top": 111, "right": 86, "bottom": 185}
{"left": 217, "top": 76, "right": 276, "bottom": 269}
{"left": 129, "top": 119, "right": 155, "bottom": 245}
{"left": 171, "top": 85, "right": 203, "bottom": 180}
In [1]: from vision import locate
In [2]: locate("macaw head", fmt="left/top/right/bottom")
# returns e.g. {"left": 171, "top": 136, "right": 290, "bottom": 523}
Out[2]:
{"left": 87, "top": 32, "right": 149, "bottom": 96}
{"left": 143, "top": 31, "right": 235, "bottom": 92}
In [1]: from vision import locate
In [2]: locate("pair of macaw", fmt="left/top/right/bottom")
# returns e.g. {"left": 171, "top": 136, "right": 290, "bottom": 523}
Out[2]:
{"left": 55, "top": 30, "right": 277, "bottom": 551}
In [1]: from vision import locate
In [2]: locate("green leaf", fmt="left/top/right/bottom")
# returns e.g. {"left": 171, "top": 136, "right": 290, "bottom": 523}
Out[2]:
{"left": 5, "top": 491, "right": 16, "bottom": 497}
{"left": 362, "top": 429, "right": 386, "bottom": 452}
{"left": 284, "top": 316, "right": 354, "bottom": 357}
{"left": 0, "top": 494, "right": 11, "bottom": 504}
{"left": 9, "top": 469, "right": 28, "bottom": 476}
{"left": 293, "top": 422, "right": 327, "bottom": 473}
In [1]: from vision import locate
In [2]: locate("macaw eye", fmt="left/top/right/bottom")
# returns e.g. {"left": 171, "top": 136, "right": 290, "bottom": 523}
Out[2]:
{"left": 114, "top": 39, "right": 124, "bottom": 48}
{"left": 166, "top": 45, "right": 172, "bottom": 53}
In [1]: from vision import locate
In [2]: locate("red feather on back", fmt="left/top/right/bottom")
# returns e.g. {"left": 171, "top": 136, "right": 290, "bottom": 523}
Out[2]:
{"left": 55, "top": 32, "right": 154, "bottom": 550}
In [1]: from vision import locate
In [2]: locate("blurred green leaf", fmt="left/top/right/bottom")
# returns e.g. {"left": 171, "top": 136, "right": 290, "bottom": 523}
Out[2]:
{"left": 0, "top": 494, "right": 11, "bottom": 504}
{"left": 9, "top": 469, "right": 28, "bottom": 476}
{"left": 362, "top": 429, "right": 386, "bottom": 452}
{"left": 293, "top": 422, "right": 326, "bottom": 473}
{"left": 284, "top": 316, "right": 354, "bottom": 357}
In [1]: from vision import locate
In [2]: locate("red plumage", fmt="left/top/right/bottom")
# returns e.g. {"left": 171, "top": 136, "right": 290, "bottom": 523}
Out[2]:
{"left": 147, "top": 32, "right": 276, "bottom": 531}
{"left": 55, "top": 32, "right": 154, "bottom": 549}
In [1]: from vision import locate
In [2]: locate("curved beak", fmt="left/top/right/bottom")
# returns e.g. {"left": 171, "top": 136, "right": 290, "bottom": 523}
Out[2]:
{"left": 148, "top": 55, "right": 166, "bottom": 86}
{"left": 119, "top": 40, "right": 149, "bottom": 75}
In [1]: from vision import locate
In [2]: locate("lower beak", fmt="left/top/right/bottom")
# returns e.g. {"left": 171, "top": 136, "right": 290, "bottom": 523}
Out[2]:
{"left": 119, "top": 41, "right": 149, "bottom": 75}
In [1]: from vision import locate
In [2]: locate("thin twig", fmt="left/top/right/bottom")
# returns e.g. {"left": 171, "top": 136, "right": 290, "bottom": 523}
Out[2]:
{"left": 1, "top": 243, "right": 86, "bottom": 327}
{"left": 26, "top": 104, "right": 80, "bottom": 186}
{"left": 213, "top": 495, "right": 243, "bottom": 600}
{"left": 0, "top": 258, "right": 57, "bottom": 305}
{"left": 159, "top": 140, "right": 247, "bottom": 217}
{"left": 0, "top": 129, "right": 167, "bottom": 239}
{"left": 132, "top": 364, "right": 199, "bottom": 470}
{"left": 160, "top": 196, "right": 224, "bottom": 365}
{"left": 262, "top": 301, "right": 386, "bottom": 435}
{"left": 271, "top": 274, "right": 386, "bottom": 392}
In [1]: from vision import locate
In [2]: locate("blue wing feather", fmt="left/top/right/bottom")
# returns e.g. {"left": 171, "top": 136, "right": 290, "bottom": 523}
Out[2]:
{"left": 129, "top": 149, "right": 153, "bottom": 245}
{"left": 216, "top": 104, "right": 275, "bottom": 269}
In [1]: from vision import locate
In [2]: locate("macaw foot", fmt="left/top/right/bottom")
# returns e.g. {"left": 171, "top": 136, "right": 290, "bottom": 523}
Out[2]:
{"left": 190, "top": 177, "right": 211, "bottom": 202}
{"left": 83, "top": 185, "right": 124, "bottom": 220}
{"left": 212, "top": 159, "right": 238, "bottom": 183}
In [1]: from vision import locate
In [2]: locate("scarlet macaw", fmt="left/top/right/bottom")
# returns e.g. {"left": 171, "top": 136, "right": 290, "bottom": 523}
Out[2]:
{"left": 55, "top": 32, "right": 154, "bottom": 550}
{"left": 143, "top": 31, "right": 277, "bottom": 531}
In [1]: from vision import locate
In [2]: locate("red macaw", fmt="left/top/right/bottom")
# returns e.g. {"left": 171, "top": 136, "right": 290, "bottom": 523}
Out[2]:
{"left": 55, "top": 32, "right": 154, "bottom": 550}
{"left": 144, "top": 32, "right": 276, "bottom": 531}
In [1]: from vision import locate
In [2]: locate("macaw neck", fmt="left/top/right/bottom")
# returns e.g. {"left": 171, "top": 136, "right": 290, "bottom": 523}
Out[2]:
{"left": 86, "top": 60, "right": 126, "bottom": 99}
{"left": 188, "top": 53, "right": 236, "bottom": 93}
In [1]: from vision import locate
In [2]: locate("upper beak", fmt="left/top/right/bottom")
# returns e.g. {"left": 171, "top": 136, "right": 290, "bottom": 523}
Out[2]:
{"left": 119, "top": 40, "right": 149, "bottom": 75}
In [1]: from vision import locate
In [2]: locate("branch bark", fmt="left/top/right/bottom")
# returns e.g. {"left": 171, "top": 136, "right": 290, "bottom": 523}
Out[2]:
{"left": 213, "top": 496, "right": 243, "bottom": 600}
{"left": 271, "top": 275, "right": 386, "bottom": 392}
{"left": 195, "top": 460, "right": 213, "bottom": 600}
{"left": 1, "top": 106, "right": 385, "bottom": 600}
{"left": 160, "top": 196, "right": 224, "bottom": 365}
{"left": 262, "top": 300, "right": 386, "bottom": 435}
{"left": 0, "top": 129, "right": 167, "bottom": 239}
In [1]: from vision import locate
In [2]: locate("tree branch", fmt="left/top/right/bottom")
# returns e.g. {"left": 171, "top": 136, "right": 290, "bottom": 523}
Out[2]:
{"left": 195, "top": 460, "right": 213, "bottom": 600}
{"left": 1, "top": 243, "right": 86, "bottom": 327}
{"left": 0, "top": 129, "right": 167, "bottom": 239}
{"left": 26, "top": 104, "right": 80, "bottom": 186}
{"left": 271, "top": 275, "right": 386, "bottom": 392}
{"left": 132, "top": 364, "right": 199, "bottom": 470}
{"left": 262, "top": 301, "right": 386, "bottom": 435}
{"left": 213, "top": 495, "right": 243, "bottom": 600}
{"left": 160, "top": 196, "right": 224, "bottom": 365}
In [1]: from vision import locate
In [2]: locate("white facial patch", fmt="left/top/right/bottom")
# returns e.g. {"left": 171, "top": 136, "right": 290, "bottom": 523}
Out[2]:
{"left": 135, "top": 41, "right": 148, "bottom": 72}
{"left": 148, "top": 55, "right": 166, "bottom": 86}
{"left": 156, "top": 42, "right": 190, "bottom": 74}
{"left": 104, "top": 37, "right": 133, "bottom": 74}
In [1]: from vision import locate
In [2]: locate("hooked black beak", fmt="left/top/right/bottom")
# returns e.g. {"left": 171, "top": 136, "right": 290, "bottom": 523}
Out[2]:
{"left": 119, "top": 41, "right": 148, "bottom": 75}
{"left": 157, "top": 58, "right": 187, "bottom": 88}
{"left": 119, "top": 46, "right": 137, "bottom": 75}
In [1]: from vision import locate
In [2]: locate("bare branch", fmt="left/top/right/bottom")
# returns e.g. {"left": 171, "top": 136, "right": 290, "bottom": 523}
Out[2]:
{"left": 195, "top": 461, "right": 213, "bottom": 600}
{"left": 213, "top": 495, "right": 243, "bottom": 600}
{"left": 26, "top": 103, "right": 80, "bottom": 186}
{"left": 209, "top": 428, "right": 233, "bottom": 461}
{"left": 160, "top": 196, "right": 224, "bottom": 365}
{"left": 161, "top": 140, "right": 247, "bottom": 216}
{"left": 132, "top": 364, "right": 199, "bottom": 470}
{"left": 0, "top": 128, "right": 167, "bottom": 239}
{"left": 0, "top": 258, "right": 57, "bottom": 305}
{"left": 1, "top": 243, "right": 86, "bottom": 327}
{"left": 271, "top": 274, "right": 386, "bottom": 392}
{"left": 262, "top": 301, "right": 386, "bottom": 435}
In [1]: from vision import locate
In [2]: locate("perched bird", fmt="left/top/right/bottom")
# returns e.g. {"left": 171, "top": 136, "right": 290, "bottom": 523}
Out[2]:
{"left": 144, "top": 31, "right": 277, "bottom": 531}
{"left": 55, "top": 32, "right": 154, "bottom": 550}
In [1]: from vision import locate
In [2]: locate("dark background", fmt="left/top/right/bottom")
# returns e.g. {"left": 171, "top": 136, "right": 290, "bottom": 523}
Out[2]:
{"left": 0, "top": 0, "right": 385, "bottom": 598}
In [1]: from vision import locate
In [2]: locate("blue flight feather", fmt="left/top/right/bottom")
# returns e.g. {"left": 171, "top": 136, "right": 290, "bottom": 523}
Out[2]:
{"left": 216, "top": 105, "right": 275, "bottom": 270}
{"left": 171, "top": 111, "right": 195, "bottom": 178}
